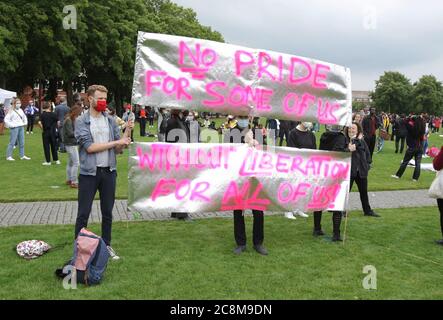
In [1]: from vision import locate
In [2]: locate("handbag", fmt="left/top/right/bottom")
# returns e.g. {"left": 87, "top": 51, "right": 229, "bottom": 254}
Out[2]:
{"left": 428, "top": 170, "right": 443, "bottom": 199}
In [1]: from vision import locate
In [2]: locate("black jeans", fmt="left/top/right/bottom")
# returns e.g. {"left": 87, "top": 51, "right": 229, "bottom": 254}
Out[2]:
{"left": 350, "top": 173, "right": 372, "bottom": 215}
{"left": 233, "top": 210, "right": 264, "bottom": 246}
{"left": 279, "top": 129, "right": 289, "bottom": 146}
{"left": 42, "top": 131, "right": 58, "bottom": 162}
{"left": 395, "top": 136, "right": 405, "bottom": 153}
{"left": 26, "top": 115, "right": 35, "bottom": 132}
{"left": 364, "top": 135, "right": 376, "bottom": 158}
{"left": 395, "top": 147, "right": 422, "bottom": 180}
{"left": 437, "top": 199, "right": 443, "bottom": 236}
{"left": 75, "top": 168, "right": 117, "bottom": 246}
{"left": 139, "top": 118, "right": 146, "bottom": 137}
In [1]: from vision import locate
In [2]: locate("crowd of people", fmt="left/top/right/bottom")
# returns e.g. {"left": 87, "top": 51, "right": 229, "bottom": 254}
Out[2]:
{"left": 1, "top": 93, "right": 443, "bottom": 256}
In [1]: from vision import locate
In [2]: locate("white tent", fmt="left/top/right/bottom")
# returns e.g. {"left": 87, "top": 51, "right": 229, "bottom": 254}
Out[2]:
{"left": 0, "top": 88, "right": 17, "bottom": 104}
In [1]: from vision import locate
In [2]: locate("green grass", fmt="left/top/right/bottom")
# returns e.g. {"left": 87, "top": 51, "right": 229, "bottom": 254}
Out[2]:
{"left": 0, "top": 120, "right": 441, "bottom": 202}
{"left": 0, "top": 207, "right": 442, "bottom": 299}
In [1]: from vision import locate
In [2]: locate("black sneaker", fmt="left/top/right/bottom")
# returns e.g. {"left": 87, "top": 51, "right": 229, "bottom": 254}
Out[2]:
{"left": 332, "top": 235, "right": 343, "bottom": 242}
{"left": 233, "top": 245, "right": 246, "bottom": 255}
{"left": 435, "top": 239, "right": 443, "bottom": 246}
{"left": 313, "top": 229, "right": 325, "bottom": 236}
{"left": 253, "top": 244, "right": 268, "bottom": 255}
{"left": 364, "top": 211, "right": 380, "bottom": 217}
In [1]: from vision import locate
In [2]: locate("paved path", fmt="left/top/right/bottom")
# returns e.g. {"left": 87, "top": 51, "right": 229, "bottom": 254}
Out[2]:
{"left": 0, "top": 189, "right": 436, "bottom": 227}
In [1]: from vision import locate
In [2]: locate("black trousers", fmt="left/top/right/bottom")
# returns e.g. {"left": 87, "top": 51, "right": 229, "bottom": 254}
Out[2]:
{"left": 395, "top": 147, "right": 422, "bottom": 180}
{"left": 364, "top": 135, "right": 376, "bottom": 158}
{"left": 26, "top": 115, "right": 35, "bottom": 132}
{"left": 395, "top": 136, "right": 405, "bottom": 153}
{"left": 313, "top": 211, "right": 342, "bottom": 237}
{"left": 140, "top": 118, "right": 146, "bottom": 137}
{"left": 350, "top": 173, "right": 372, "bottom": 214}
{"left": 279, "top": 129, "right": 290, "bottom": 146}
{"left": 75, "top": 168, "right": 116, "bottom": 246}
{"left": 437, "top": 199, "right": 443, "bottom": 236}
{"left": 42, "top": 132, "right": 58, "bottom": 162}
{"left": 148, "top": 118, "right": 154, "bottom": 126}
{"left": 233, "top": 210, "right": 264, "bottom": 246}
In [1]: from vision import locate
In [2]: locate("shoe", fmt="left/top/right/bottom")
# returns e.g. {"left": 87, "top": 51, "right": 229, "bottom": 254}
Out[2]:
{"left": 31, "top": 132, "right": 34, "bottom": 134}
{"left": 391, "top": 175, "right": 399, "bottom": 179}
{"left": 6, "top": 157, "right": 15, "bottom": 161}
{"left": 412, "top": 179, "right": 418, "bottom": 182}
{"left": 70, "top": 183, "right": 78, "bottom": 189}
{"left": 364, "top": 211, "right": 381, "bottom": 217}
{"left": 233, "top": 245, "right": 246, "bottom": 255}
{"left": 107, "top": 246, "right": 120, "bottom": 260}
{"left": 20, "top": 156, "right": 31, "bottom": 160}
{"left": 435, "top": 239, "right": 443, "bottom": 246}
{"left": 42, "top": 162, "right": 51, "bottom": 166}
{"left": 294, "top": 209, "right": 309, "bottom": 218}
{"left": 253, "top": 244, "right": 268, "bottom": 255}
{"left": 284, "top": 212, "right": 296, "bottom": 220}
{"left": 55, "top": 160, "right": 61, "bottom": 165}
{"left": 26, "top": 132, "right": 29, "bottom": 135}
{"left": 313, "top": 229, "right": 325, "bottom": 236}
{"left": 332, "top": 235, "right": 343, "bottom": 242}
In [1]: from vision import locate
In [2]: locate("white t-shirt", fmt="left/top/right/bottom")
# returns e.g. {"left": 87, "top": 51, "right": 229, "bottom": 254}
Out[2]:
{"left": 90, "top": 113, "right": 110, "bottom": 167}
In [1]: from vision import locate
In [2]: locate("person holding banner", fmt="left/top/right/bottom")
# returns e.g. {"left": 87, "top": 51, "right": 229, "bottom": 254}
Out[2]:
{"left": 74, "top": 85, "right": 133, "bottom": 260}
{"left": 313, "top": 125, "right": 348, "bottom": 241}
{"left": 165, "top": 109, "right": 192, "bottom": 221}
{"left": 285, "top": 121, "right": 317, "bottom": 220}
{"left": 224, "top": 115, "right": 268, "bottom": 255}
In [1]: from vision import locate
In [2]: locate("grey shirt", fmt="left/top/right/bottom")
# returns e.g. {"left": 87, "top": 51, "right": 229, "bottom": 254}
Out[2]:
{"left": 89, "top": 113, "right": 110, "bottom": 167}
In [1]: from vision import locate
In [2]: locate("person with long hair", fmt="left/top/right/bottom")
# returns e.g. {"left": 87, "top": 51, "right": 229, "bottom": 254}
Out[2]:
{"left": 346, "top": 122, "right": 379, "bottom": 217}
{"left": 391, "top": 115, "right": 426, "bottom": 181}
{"left": 5, "top": 98, "right": 31, "bottom": 161}
{"left": 62, "top": 103, "right": 82, "bottom": 188}
{"left": 38, "top": 101, "right": 59, "bottom": 165}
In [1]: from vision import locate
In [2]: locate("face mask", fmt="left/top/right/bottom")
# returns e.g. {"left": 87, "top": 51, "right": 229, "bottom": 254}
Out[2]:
{"left": 302, "top": 122, "right": 313, "bottom": 130}
{"left": 15, "top": 103, "right": 21, "bottom": 109}
{"left": 94, "top": 100, "right": 107, "bottom": 112}
{"left": 237, "top": 119, "right": 249, "bottom": 128}
{"left": 186, "top": 116, "right": 194, "bottom": 122}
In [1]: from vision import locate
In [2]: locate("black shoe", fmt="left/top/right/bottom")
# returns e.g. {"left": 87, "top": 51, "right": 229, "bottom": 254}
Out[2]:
{"left": 332, "top": 235, "right": 343, "bottom": 242}
{"left": 253, "top": 244, "right": 268, "bottom": 255}
{"left": 342, "top": 212, "right": 348, "bottom": 218}
{"left": 364, "top": 211, "right": 380, "bottom": 217}
{"left": 233, "top": 245, "right": 246, "bottom": 254}
{"left": 313, "top": 229, "right": 325, "bottom": 236}
{"left": 435, "top": 239, "right": 443, "bottom": 246}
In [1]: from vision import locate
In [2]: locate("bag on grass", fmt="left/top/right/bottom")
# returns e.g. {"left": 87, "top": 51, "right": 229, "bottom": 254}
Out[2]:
{"left": 16, "top": 240, "right": 51, "bottom": 259}
{"left": 55, "top": 228, "right": 110, "bottom": 285}
{"left": 429, "top": 170, "right": 443, "bottom": 199}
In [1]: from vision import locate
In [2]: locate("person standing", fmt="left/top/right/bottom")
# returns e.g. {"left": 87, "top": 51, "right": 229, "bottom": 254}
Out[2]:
{"left": 285, "top": 122, "right": 316, "bottom": 220}
{"left": 346, "top": 122, "right": 379, "bottom": 217}
{"left": 122, "top": 104, "right": 135, "bottom": 143}
{"left": 313, "top": 125, "right": 348, "bottom": 242}
{"left": 63, "top": 103, "right": 82, "bottom": 188}
{"left": 55, "top": 97, "right": 70, "bottom": 153}
{"left": 0, "top": 104, "right": 5, "bottom": 135}
{"left": 155, "top": 107, "right": 167, "bottom": 142}
{"left": 362, "top": 107, "right": 381, "bottom": 158}
{"left": 432, "top": 146, "right": 443, "bottom": 246}
{"left": 74, "top": 85, "right": 133, "bottom": 260}
{"left": 38, "top": 102, "right": 60, "bottom": 165}
{"left": 25, "top": 99, "right": 39, "bottom": 134}
{"left": 394, "top": 114, "right": 407, "bottom": 153}
{"left": 148, "top": 107, "right": 155, "bottom": 128}
{"left": 139, "top": 106, "right": 147, "bottom": 137}
{"left": 5, "top": 98, "right": 31, "bottom": 161}
{"left": 224, "top": 115, "right": 268, "bottom": 255}
{"left": 391, "top": 116, "right": 426, "bottom": 181}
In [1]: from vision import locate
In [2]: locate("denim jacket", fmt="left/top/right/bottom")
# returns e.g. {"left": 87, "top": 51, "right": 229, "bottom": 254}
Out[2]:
{"left": 74, "top": 110, "right": 121, "bottom": 176}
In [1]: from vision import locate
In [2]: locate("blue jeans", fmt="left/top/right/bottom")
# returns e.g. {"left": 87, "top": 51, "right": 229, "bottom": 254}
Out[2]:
{"left": 6, "top": 126, "right": 25, "bottom": 158}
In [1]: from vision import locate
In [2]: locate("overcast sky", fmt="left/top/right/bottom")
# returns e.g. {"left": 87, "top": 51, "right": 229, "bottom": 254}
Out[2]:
{"left": 172, "top": 0, "right": 443, "bottom": 90}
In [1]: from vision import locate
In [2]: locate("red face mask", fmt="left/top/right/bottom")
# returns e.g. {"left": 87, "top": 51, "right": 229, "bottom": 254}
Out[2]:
{"left": 95, "top": 100, "right": 107, "bottom": 112}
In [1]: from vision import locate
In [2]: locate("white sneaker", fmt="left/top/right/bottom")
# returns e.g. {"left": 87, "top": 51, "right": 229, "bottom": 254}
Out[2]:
{"left": 107, "top": 246, "right": 120, "bottom": 260}
{"left": 294, "top": 209, "right": 309, "bottom": 218}
{"left": 42, "top": 162, "right": 51, "bottom": 166}
{"left": 26, "top": 132, "right": 29, "bottom": 135}
{"left": 55, "top": 160, "right": 61, "bottom": 165}
{"left": 20, "top": 156, "right": 31, "bottom": 160}
{"left": 412, "top": 179, "right": 418, "bottom": 182}
{"left": 6, "top": 157, "right": 15, "bottom": 161}
{"left": 31, "top": 132, "right": 34, "bottom": 134}
{"left": 391, "top": 175, "right": 399, "bottom": 179}
{"left": 284, "top": 212, "right": 297, "bottom": 220}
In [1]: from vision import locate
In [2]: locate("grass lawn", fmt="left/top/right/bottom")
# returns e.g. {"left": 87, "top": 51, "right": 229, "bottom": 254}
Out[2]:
{"left": 0, "top": 207, "right": 442, "bottom": 299}
{"left": 0, "top": 119, "right": 441, "bottom": 202}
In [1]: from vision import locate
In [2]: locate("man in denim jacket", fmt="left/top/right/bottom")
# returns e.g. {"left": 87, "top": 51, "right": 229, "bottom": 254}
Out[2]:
{"left": 74, "top": 85, "right": 133, "bottom": 260}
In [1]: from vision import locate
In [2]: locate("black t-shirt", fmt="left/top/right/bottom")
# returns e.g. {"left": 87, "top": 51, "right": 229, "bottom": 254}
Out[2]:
{"left": 40, "top": 111, "right": 58, "bottom": 133}
{"left": 287, "top": 128, "right": 317, "bottom": 149}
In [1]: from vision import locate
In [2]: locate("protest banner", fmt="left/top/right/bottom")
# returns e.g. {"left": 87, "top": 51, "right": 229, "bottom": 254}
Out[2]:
{"left": 132, "top": 32, "right": 352, "bottom": 126}
{"left": 128, "top": 143, "right": 351, "bottom": 214}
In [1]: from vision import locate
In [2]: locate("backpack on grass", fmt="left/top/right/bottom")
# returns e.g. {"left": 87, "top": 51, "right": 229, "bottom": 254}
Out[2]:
{"left": 55, "top": 228, "right": 109, "bottom": 285}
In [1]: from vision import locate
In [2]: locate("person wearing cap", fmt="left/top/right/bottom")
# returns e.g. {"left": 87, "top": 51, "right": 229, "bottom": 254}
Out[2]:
{"left": 223, "top": 115, "right": 268, "bottom": 255}
{"left": 312, "top": 124, "right": 348, "bottom": 241}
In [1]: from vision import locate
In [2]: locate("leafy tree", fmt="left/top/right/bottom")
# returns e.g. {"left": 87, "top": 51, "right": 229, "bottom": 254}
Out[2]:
{"left": 412, "top": 75, "right": 443, "bottom": 115}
